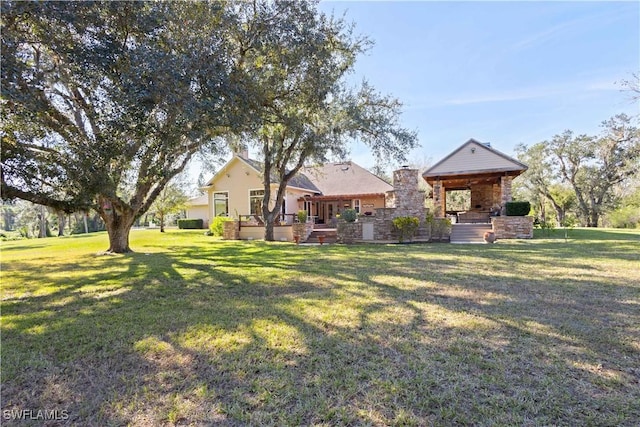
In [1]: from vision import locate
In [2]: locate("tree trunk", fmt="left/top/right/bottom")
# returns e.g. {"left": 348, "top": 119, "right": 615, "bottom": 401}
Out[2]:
{"left": 39, "top": 204, "right": 47, "bottom": 238}
{"left": 101, "top": 208, "right": 136, "bottom": 253}
{"left": 159, "top": 213, "right": 165, "bottom": 233}
{"left": 57, "top": 212, "right": 66, "bottom": 236}
{"left": 588, "top": 212, "right": 599, "bottom": 228}
{"left": 264, "top": 211, "right": 278, "bottom": 241}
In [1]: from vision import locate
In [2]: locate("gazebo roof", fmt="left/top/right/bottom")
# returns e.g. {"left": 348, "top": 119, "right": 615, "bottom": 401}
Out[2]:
{"left": 422, "top": 139, "right": 527, "bottom": 188}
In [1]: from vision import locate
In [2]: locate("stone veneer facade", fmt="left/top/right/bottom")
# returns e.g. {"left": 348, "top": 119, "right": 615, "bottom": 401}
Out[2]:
{"left": 337, "top": 168, "right": 434, "bottom": 243}
{"left": 491, "top": 216, "right": 533, "bottom": 239}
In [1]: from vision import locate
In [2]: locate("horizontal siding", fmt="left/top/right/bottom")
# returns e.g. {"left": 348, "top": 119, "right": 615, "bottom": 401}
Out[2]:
{"left": 428, "top": 141, "right": 523, "bottom": 175}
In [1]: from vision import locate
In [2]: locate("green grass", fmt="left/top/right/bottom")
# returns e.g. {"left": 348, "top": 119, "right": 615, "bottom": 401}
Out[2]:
{"left": 2, "top": 228, "right": 639, "bottom": 426}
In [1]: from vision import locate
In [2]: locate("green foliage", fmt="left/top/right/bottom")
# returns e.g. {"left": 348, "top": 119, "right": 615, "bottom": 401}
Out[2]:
{"left": 506, "top": 201, "right": 531, "bottom": 216}
{"left": 70, "top": 213, "right": 105, "bottom": 234}
{"left": 210, "top": 216, "right": 232, "bottom": 236}
{"left": 535, "top": 219, "right": 556, "bottom": 237}
{"left": 341, "top": 209, "right": 358, "bottom": 223}
{"left": 177, "top": 219, "right": 203, "bottom": 229}
{"left": 430, "top": 218, "right": 452, "bottom": 241}
{"left": 518, "top": 115, "right": 640, "bottom": 228}
{"left": 606, "top": 206, "right": 640, "bottom": 228}
{"left": 1, "top": 2, "right": 234, "bottom": 251}
{"left": 149, "top": 183, "right": 189, "bottom": 232}
{"left": 297, "top": 210, "right": 308, "bottom": 224}
{"left": 392, "top": 216, "right": 419, "bottom": 243}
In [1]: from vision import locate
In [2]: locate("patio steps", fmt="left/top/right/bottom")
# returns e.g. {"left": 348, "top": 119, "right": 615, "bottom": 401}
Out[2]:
{"left": 306, "top": 229, "right": 337, "bottom": 244}
{"left": 450, "top": 223, "right": 493, "bottom": 244}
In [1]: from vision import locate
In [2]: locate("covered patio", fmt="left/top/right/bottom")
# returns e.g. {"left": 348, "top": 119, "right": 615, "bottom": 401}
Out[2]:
{"left": 422, "top": 139, "right": 528, "bottom": 223}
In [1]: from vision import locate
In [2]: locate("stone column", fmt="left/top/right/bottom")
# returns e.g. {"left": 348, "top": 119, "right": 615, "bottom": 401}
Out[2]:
{"left": 500, "top": 176, "right": 512, "bottom": 215}
{"left": 433, "top": 179, "right": 446, "bottom": 218}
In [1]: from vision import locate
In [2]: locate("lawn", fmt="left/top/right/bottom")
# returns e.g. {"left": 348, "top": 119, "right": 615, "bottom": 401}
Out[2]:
{"left": 2, "top": 228, "right": 639, "bottom": 426}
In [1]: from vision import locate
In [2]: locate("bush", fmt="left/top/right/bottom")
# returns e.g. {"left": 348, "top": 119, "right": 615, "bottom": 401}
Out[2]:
{"left": 392, "top": 216, "right": 419, "bottom": 243}
{"left": 505, "top": 201, "right": 531, "bottom": 216}
{"left": 431, "top": 218, "right": 451, "bottom": 241}
{"left": 297, "top": 210, "right": 308, "bottom": 223}
{"left": 606, "top": 206, "right": 640, "bottom": 229}
{"left": 177, "top": 218, "right": 203, "bottom": 229}
{"left": 341, "top": 209, "right": 357, "bottom": 223}
{"left": 210, "top": 216, "right": 232, "bottom": 236}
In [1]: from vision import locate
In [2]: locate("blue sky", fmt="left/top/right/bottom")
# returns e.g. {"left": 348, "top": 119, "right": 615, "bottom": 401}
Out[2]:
{"left": 318, "top": 0, "right": 640, "bottom": 169}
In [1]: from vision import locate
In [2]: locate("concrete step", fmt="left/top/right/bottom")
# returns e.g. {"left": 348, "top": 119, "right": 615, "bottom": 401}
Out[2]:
{"left": 450, "top": 224, "right": 493, "bottom": 243}
{"left": 306, "top": 230, "right": 337, "bottom": 244}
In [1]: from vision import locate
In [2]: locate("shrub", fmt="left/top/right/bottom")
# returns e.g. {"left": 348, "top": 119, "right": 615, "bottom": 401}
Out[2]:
{"left": 341, "top": 209, "right": 357, "bottom": 223}
{"left": 177, "top": 218, "right": 203, "bottom": 229}
{"left": 297, "top": 210, "right": 308, "bottom": 223}
{"left": 431, "top": 218, "right": 452, "bottom": 241}
{"left": 505, "top": 201, "right": 531, "bottom": 216}
{"left": 210, "top": 216, "right": 232, "bottom": 236}
{"left": 392, "top": 216, "right": 419, "bottom": 243}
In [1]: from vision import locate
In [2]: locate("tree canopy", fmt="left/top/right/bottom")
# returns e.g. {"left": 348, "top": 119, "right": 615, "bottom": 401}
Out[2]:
{"left": 1, "top": 1, "right": 236, "bottom": 251}
{"left": 517, "top": 114, "right": 640, "bottom": 227}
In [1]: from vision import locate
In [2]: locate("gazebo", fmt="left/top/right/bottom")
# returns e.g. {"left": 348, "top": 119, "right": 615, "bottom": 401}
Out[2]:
{"left": 423, "top": 139, "right": 528, "bottom": 223}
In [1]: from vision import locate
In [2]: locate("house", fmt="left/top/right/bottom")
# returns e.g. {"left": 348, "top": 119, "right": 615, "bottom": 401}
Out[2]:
{"left": 186, "top": 152, "right": 393, "bottom": 228}
{"left": 184, "top": 193, "right": 209, "bottom": 227}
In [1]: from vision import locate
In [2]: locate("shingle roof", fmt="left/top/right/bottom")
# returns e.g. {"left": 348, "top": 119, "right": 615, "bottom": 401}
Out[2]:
{"left": 301, "top": 162, "right": 393, "bottom": 196}
{"left": 186, "top": 193, "right": 208, "bottom": 206}
{"left": 205, "top": 155, "right": 391, "bottom": 196}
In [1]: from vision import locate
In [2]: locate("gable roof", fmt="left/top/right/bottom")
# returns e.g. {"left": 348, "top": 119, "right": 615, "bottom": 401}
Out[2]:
{"left": 301, "top": 161, "right": 393, "bottom": 196}
{"left": 204, "top": 154, "right": 320, "bottom": 192}
{"left": 204, "top": 155, "right": 390, "bottom": 196}
{"left": 423, "top": 139, "right": 527, "bottom": 178}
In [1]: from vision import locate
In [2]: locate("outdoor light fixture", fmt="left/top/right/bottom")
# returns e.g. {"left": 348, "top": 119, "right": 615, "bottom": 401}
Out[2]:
{"left": 471, "top": 147, "right": 476, "bottom": 154}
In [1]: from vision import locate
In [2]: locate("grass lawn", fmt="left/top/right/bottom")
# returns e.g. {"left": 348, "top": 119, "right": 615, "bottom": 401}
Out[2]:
{"left": 2, "top": 228, "right": 639, "bottom": 426}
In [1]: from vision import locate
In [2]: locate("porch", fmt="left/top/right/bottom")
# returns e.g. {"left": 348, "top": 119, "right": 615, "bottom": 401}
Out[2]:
{"left": 298, "top": 193, "right": 386, "bottom": 225}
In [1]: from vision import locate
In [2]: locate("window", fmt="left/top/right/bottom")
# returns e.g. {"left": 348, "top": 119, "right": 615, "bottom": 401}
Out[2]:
{"left": 213, "top": 192, "right": 228, "bottom": 216}
{"left": 353, "top": 199, "right": 361, "bottom": 214}
{"left": 249, "top": 189, "right": 264, "bottom": 215}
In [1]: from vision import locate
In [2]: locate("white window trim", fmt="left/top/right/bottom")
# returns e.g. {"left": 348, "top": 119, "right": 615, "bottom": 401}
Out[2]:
{"left": 213, "top": 191, "right": 229, "bottom": 217}
{"left": 249, "top": 188, "right": 265, "bottom": 215}
{"left": 353, "top": 199, "right": 361, "bottom": 213}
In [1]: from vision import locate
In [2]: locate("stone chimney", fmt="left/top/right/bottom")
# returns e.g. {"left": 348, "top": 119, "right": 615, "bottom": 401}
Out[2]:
{"left": 391, "top": 167, "right": 426, "bottom": 218}
{"left": 234, "top": 145, "right": 249, "bottom": 159}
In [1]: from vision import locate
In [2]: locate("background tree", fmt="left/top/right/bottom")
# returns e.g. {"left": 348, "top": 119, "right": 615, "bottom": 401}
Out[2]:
{"left": 515, "top": 142, "right": 575, "bottom": 225}
{"left": 547, "top": 114, "right": 639, "bottom": 227}
{"left": 228, "top": 1, "right": 418, "bottom": 240}
{"left": 1, "top": 1, "right": 235, "bottom": 252}
{"left": 518, "top": 114, "right": 640, "bottom": 227}
{"left": 149, "top": 182, "right": 189, "bottom": 233}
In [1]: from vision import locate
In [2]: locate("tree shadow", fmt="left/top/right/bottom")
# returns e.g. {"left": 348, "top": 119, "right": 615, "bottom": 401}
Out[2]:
{"left": 2, "top": 239, "right": 639, "bottom": 425}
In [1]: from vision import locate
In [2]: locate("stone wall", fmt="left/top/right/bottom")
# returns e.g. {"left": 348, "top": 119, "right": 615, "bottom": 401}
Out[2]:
{"left": 336, "top": 168, "right": 432, "bottom": 243}
{"left": 500, "top": 176, "right": 513, "bottom": 216}
{"left": 336, "top": 222, "right": 361, "bottom": 243}
{"left": 223, "top": 220, "right": 239, "bottom": 240}
{"left": 292, "top": 222, "right": 313, "bottom": 243}
{"left": 491, "top": 216, "right": 533, "bottom": 239}
{"left": 470, "top": 184, "right": 493, "bottom": 211}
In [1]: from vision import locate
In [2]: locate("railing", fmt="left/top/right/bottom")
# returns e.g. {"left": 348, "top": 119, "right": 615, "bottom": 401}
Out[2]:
{"left": 237, "top": 213, "right": 311, "bottom": 230}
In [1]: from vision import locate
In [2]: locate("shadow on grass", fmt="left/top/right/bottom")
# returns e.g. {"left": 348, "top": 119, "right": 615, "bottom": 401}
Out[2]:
{"left": 2, "top": 236, "right": 639, "bottom": 425}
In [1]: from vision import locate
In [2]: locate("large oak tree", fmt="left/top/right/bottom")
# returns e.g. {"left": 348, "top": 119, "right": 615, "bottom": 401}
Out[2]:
{"left": 1, "top": 1, "right": 236, "bottom": 252}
